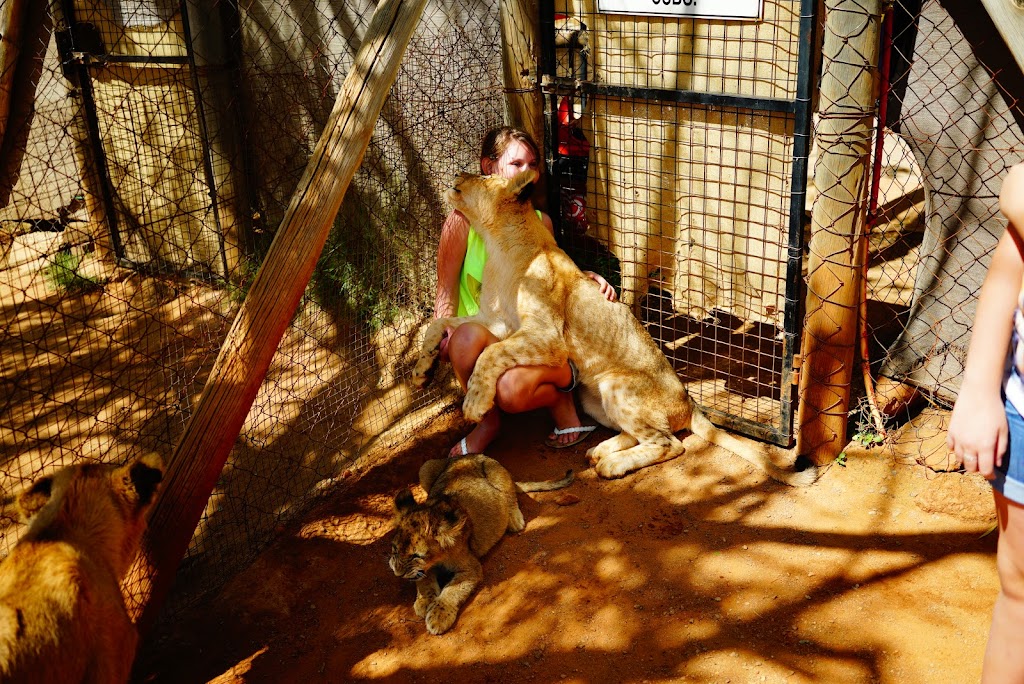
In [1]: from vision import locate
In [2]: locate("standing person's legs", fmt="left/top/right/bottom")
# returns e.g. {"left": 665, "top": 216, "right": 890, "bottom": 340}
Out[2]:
{"left": 984, "top": 400, "right": 1024, "bottom": 682}
{"left": 983, "top": 494, "right": 1024, "bottom": 682}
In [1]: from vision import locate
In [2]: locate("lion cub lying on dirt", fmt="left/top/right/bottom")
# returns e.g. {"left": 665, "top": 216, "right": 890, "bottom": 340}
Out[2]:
{"left": 0, "top": 453, "right": 164, "bottom": 683}
{"left": 413, "top": 170, "right": 817, "bottom": 486}
{"left": 389, "top": 454, "right": 573, "bottom": 635}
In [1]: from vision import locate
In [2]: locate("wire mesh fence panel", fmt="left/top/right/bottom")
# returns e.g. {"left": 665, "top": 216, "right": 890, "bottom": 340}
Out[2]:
{"left": 544, "top": 0, "right": 814, "bottom": 444}
{"left": 861, "top": 0, "right": 1024, "bottom": 466}
{"left": 0, "top": 0, "right": 508, "bottom": 618}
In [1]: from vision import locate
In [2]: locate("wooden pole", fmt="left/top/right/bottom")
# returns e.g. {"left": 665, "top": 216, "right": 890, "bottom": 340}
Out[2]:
{"left": 0, "top": 0, "right": 28, "bottom": 155}
{"left": 499, "top": 0, "right": 543, "bottom": 149}
{"left": 129, "top": 0, "right": 428, "bottom": 635}
{"left": 796, "top": 0, "right": 882, "bottom": 464}
{"left": 980, "top": 0, "right": 1024, "bottom": 75}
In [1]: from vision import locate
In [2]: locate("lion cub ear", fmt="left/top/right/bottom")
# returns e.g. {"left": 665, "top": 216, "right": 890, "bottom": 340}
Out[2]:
{"left": 431, "top": 497, "right": 467, "bottom": 549}
{"left": 509, "top": 169, "right": 536, "bottom": 204}
{"left": 394, "top": 488, "right": 417, "bottom": 513}
{"left": 17, "top": 475, "right": 55, "bottom": 521}
{"left": 116, "top": 453, "right": 165, "bottom": 510}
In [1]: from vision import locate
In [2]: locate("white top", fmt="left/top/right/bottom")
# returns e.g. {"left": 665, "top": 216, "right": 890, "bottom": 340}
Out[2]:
{"left": 1005, "top": 288, "right": 1024, "bottom": 415}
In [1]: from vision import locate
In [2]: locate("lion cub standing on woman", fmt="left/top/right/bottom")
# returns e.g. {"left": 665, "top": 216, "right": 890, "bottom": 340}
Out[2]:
{"left": 0, "top": 454, "right": 164, "bottom": 683}
{"left": 413, "top": 170, "right": 817, "bottom": 486}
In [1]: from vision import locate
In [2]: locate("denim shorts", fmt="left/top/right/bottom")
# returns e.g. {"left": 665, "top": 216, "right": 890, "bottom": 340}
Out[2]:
{"left": 994, "top": 398, "right": 1024, "bottom": 504}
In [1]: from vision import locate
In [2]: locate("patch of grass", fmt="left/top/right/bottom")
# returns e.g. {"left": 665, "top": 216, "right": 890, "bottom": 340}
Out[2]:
{"left": 44, "top": 250, "right": 102, "bottom": 294}
{"left": 852, "top": 430, "right": 885, "bottom": 448}
{"left": 225, "top": 253, "right": 263, "bottom": 305}
{"left": 848, "top": 395, "right": 890, "bottom": 450}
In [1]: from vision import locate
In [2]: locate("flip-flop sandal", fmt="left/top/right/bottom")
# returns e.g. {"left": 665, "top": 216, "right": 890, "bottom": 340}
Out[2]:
{"left": 449, "top": 437, "right": 471, "bottom": 458}
{"left": 544, "top": 424, "right": 596, "bottom": 449}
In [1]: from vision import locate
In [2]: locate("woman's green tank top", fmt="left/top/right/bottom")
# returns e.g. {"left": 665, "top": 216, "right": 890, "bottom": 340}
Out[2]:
{"left": 457, "top": 227, "right": 486, "bottom": 316}
{"left": 456, "top": 211, "right": 542, "bottom": 316}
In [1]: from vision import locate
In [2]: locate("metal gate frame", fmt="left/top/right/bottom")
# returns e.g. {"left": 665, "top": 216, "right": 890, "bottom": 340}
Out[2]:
{"left": 539, "top": 0, "right": 819, "bottom": 446}
{"left": 55, "top": 0, "right": 232, "bottom": 280}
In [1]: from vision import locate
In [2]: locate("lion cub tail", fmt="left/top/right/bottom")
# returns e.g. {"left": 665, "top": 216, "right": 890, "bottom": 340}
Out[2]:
{"left": 515, "top": 470, "right": 574, "bottom": 493}
{"left": 689, "top": 410, "right": 819, "bottom": 487}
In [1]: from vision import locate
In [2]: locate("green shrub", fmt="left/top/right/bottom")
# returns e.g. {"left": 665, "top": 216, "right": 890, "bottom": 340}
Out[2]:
{"left": 44, "top": 250, "right": 102, "bottom": 294}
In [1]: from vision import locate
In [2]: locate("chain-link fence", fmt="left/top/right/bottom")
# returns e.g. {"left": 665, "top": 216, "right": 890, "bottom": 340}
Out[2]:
{"left": 859, "top": 0, "right": 1024, "bottom": 466}
{"left": 0, "top": 0, "right": 507, "bottom": 617}
{"left": 1, "top": 0, "right": 1020, "bottom": 633}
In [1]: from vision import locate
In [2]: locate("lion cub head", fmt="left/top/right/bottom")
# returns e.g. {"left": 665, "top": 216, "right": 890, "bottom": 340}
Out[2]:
{"left": 17, "top": 453, "right": 165, "bottom": 577}
{"left": 445, "top": 169, "right": 536, "bottom": 229}
{"left": 388, "top": 489, "right": 468, "bottom": 581}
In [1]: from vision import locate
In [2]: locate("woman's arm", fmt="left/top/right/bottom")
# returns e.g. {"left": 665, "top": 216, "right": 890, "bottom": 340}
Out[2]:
{"left": 582, "top": 270, "right": 617, "bottom": 302}
{"left": 948, "top": 227, "right": 1024, "bottom": 477}
{"left": 1002, "top": 164, "right": 1024, "bottom": 233}
{"left": 435, "top": 210, "right": 470, "bottom": 318}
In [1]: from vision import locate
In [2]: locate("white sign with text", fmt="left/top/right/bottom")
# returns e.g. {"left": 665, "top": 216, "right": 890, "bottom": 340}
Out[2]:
{"left": 597, "top": 0, "right": 762, "bottom": 19}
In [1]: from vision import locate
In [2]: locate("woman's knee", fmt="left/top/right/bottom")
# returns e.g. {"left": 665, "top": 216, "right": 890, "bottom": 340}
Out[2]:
{"left": 447, "top": 324, "right": 492, "bottom": 361}
{"left": 495, "top": 368, "right": 535, "bottom": 414}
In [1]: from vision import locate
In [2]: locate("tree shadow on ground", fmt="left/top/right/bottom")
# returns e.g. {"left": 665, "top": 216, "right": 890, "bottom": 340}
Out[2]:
{"left": 136, "top": 411, "right": 998, "bottom": 683}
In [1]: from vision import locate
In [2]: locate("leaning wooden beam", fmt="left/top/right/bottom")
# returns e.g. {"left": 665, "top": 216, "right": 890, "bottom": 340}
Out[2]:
{"left": 980, "top": 0, "right": 1024, "bottom": 75}
{"left": 796, "top": 0, "right": 882, "bottom": 464}
{"left": 129, "top": 0, "right": 429, "bottom": 635}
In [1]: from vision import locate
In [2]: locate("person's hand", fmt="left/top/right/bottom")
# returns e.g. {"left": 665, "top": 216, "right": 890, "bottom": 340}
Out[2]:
{"left": 584, "top": 271, "right": 617, "bottom": 302}
{"left": 947, "top": 386, "right": 1007, "bottom": 479}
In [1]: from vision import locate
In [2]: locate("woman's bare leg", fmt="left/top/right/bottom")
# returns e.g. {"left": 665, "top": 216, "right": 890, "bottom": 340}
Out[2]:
{"left": 446, "top": 323, "right": 501, "bottom": 456}
{"left": 983, "top": 492, "right": 1024, "bottom": 682}
{"left": 494, "top": 362, "right": 588, "bottom": 446}
{"left": 447, "top": 324, "right": 589, "bottom": 451}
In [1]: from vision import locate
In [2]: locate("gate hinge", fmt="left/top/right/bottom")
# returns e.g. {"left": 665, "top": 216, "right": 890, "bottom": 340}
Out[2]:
{"left": 791, "top": 354, "right": 803, "bottom": 386}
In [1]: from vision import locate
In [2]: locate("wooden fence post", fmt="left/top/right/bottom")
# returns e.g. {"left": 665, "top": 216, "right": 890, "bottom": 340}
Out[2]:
{"left": 129, "top": 0, "right": 429, "bottom": 635}
{"left": 499, "top": 0, "right": 543, "bottom": 150}
{"left": 796, "top": 0, "right": 882, "bottom": 464}
{"left": 980, "top": 0, "right": 1024, "bottom": 74}
{"left": 0, "top": 0, "right": 28, "bottom": 154}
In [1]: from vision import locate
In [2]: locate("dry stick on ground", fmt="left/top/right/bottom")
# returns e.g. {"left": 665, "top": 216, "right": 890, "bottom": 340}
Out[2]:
{"left": 126, "top": 0, "right": 430, "bottom": 637}
{"left": 797, "top": 0, "right": 882, "bottom": 463}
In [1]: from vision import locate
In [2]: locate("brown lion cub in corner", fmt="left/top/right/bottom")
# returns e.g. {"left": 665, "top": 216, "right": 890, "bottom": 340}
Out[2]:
{"left": 389, "top": 454, "right": 573, "bottom": 635}
{"left": 413, "top": 170, "right": 817, "bottom": 486}
{"left": 0, "top": 453, "right": 164, "bottom": 684}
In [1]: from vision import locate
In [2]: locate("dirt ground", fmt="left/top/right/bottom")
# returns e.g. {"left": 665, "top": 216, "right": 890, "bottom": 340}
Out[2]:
{"left": 137, "top": 406, "right": 1000, "bottom": 684}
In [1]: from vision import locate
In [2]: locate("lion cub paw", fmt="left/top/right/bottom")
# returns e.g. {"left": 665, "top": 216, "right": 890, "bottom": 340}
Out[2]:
{"left": 461, "top": 387, "right": 494, "bottom": 424}
{"left": 586, "top": 444, "right": 609, "bottom": 467}
{"left": 411, "top": 353, "right": 438, "bottom": 389}
{"left": 593, "top": 457, "right": 630, "bottom": 479}
{"left": 414, "top": 595, "right": 433, "bottom": 618}
{"left": 425, "top": 600, "right": 458, "bottom": 635}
